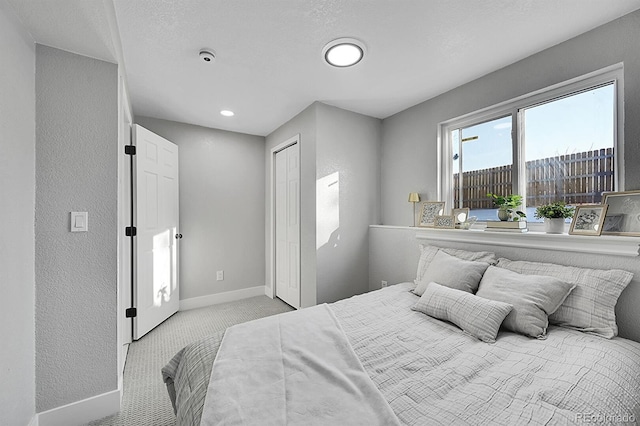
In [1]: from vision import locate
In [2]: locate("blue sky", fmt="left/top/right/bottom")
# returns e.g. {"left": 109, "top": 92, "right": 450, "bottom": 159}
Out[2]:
{"left": 453, "top": 84, "right": 614, "bottom": 173}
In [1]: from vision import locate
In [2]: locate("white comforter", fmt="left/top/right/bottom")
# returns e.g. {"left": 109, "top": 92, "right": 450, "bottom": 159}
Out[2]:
{"left": 202, "top": 283, "right": 640, "bottom": 425}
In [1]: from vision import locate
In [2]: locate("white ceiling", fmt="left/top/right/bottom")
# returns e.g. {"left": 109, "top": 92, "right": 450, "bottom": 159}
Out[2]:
{"left": 8, "top": 0, "right": 640, "bottom": 136}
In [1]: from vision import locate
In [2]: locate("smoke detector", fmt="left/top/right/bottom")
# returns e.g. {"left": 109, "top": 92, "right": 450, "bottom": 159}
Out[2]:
{"left": 199, "top": 49, "right": 216, "bottom": 63}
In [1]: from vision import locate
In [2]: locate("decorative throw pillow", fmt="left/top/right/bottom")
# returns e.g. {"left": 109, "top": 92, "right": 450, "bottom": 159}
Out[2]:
{"left": 476, "top": 266, "right": 575, "bottom": 339}
{"left": 495, "top": 258, "right": 633, "bottom": 338}
{"left": 412, "top": 282, "right": 513, "bottom": 343}
{"left": 415, "top": 244, "right": 497, "bottom": 283}
{"left": 414, "top": 250, "right": 491, "bottom": 296}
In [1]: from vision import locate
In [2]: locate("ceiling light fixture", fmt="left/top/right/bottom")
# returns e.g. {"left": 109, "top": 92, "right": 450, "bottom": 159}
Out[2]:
{"left": 322, "top": 38, "right": 365, "bottom": 67}
{"left": 220, "top": 110, "right": 235, "bottom": 117}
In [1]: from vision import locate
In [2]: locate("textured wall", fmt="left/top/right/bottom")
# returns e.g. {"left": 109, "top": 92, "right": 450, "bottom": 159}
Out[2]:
{"left": 315, "top": 103, "right": 382, "bottom": 303}
{"left": 35, "top": 45, "right": 118, "bottom": 411}
{"left": 265, "top": 102, "right": 383, "bottom": 307}
{"left": 135, "top": 117, "right": 266, "bottom": 300}
{"left": 369, "top": 226, "right": 640, "bottom": 343}
{"left": 0, "top": 2, "right": 36, "bottom": 424}
{"left": 381, "top": 10, "right": 640, "bottom": 225}
{"left": 265, "top": 104, "right": 317, "bottom": 308}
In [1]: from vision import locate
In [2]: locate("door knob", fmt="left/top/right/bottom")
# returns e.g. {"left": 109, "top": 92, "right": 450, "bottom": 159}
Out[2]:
{"left": 175, "top": 233, "right": 183, "bottom": 239}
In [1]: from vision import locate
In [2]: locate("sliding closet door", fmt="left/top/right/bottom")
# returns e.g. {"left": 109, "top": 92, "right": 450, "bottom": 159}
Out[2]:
{"left": 275, "top": 143, "right": 300, "bottom": 308}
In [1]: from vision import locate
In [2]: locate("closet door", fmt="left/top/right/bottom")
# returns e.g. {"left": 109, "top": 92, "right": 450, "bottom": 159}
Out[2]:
{"left": 275, "top": 143, "right": 300, "bottom": 308}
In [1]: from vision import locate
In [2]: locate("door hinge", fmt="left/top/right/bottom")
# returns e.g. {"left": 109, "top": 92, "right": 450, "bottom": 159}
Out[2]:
{"left": 124, "top": 145, "right": 136, "bottom": 155}
{"left": 125, "top": 226, "right": 137, "bottom": 237}
{"left": 125, "top": 308, "right": 137, "bottom": 318}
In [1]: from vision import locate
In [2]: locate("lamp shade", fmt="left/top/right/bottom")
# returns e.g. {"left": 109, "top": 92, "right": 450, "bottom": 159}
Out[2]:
{"left": 408, "top": 192, "right": 420, "bottom": 203}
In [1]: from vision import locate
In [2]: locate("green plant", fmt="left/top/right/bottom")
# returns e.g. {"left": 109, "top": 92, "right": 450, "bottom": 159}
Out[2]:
{"left": 534, "top": 201, "right": 575, "bottom": 219}
{"left": 487, "top": 193, "right": 527, "bottom": 221}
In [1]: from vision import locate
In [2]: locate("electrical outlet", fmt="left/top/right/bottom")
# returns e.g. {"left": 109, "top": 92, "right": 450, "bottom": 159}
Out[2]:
{"left": 381, "top": 280, "right": 388, "bottom": 288}
{"left": 216, "top": 270, "right": 224, "bottom": 281}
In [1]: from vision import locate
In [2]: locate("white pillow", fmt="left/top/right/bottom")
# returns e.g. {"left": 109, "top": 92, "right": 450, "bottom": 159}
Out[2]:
{"left": 414, "top": 250, "right": 490, "bottom": 296}
{"left": 476, "top": 266, "right": 576, "bottom": 339}
{"left": 415, "top": 244, "right": 496, "bottom": 283}
{"left": 412, "top": 282, "right": 513, "bottom": 343}
{"left": 496, "top": 258, "right": 633, "bottom": 338}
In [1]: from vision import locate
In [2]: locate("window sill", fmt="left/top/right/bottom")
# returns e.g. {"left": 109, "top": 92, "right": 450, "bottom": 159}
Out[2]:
{"left": 370, "top": 225, "right": 640, "bottom": 257}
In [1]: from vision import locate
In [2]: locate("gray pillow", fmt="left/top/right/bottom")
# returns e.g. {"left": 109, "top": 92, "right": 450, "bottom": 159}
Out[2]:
{"left": 496, "top": 258, "right": 633, "bottom": 338}
{"left": 476, "top": 266, "right": 575, "bottom": 339}
{"left": 412, "top": 282, "right": 513, "bottom": 343}
{"left": 414, "top": 250, "right": 490, "bottom": 296}
{"left": 415, "top": 244, "right": 496, "bottom": 283}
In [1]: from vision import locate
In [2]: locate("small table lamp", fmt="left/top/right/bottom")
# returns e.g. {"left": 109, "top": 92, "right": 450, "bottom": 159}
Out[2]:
{"left": 408, "top": 192, "right": 420, "bottom": 226}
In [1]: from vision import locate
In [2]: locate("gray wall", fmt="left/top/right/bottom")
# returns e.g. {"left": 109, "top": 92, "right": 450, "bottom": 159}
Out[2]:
{"left": 0, "top": 2, "right": 36, "bottom": 424}
{"left": 315, "top": 103, "right": 381, "bottom": 303}
{"left": 35, "top": 45, "right": 118, "bottom": 411}
{"left": 135, "top": 117, "right": 266, "bottom": 300}
{"left": 369, "top": 226, "right": 640, "bottom": 343}
{"left": 265, "top": 104, "right": 318, "bottom": 308}
{"left": 265, "top": 102, "right": 382, "bottom": 307}
{"left": 381, "top": 10, "right": 640, "bottom": 225}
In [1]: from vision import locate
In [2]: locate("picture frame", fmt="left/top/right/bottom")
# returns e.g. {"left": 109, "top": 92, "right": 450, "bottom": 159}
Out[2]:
{"left": 451, "top": 207, "right": 470, "bottom": 225}
{"left": 601, "top": 190, "right": 640, "bottom": 236}
{"left": 418, "top": 201, "right": 445, "bottom": 227}
{"left": 569, "top": 204, "right": 608, "bottom": 236}
{"left": 434, "top": 215, "right": 455, "bottom": 229}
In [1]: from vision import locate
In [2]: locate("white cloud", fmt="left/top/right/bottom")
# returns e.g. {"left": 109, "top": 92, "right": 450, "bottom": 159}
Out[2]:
{"left": 493, "top": 122, "right": 512, "bottom": 130}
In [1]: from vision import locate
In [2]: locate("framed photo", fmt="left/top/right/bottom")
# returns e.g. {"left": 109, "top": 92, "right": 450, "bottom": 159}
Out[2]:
{"left": 418, "top": 201, "right": 445, "bottom": 227}
{"left": 434, "top": 215, "right": 455, "bottom": 229}
{"left": 569, "top": 204, "right": 608, "bottom": 236}
{"left": 451, "top": 208, "right": 470, "bottom": 225}
{"left": 601, "top": 191, "right": 640, "bottom": 236}
{"left": 602, "top": 214, "right": 624, "bottom": 233}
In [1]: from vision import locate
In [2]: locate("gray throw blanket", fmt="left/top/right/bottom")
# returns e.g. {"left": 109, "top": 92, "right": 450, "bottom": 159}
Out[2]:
{"left": 199, "top": 304, "right": 401, "bottom": 426}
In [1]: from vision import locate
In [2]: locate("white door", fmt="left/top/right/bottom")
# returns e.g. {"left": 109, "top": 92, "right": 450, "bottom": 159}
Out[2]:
{"left": 133, "top": 125, "right": 180, "bottom": 340}
{"left": 275, "top": 143, "right": 300, "bottom": 308}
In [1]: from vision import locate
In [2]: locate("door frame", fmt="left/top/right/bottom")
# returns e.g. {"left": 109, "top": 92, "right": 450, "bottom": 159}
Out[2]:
{"left": 269, "top": 134, "right": 300, "bottom": 303}
{"left": 117, "top": 73, "right": 133, "bottom": 391}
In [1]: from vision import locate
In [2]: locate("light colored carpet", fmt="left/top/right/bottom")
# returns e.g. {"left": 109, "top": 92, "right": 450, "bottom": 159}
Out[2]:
{"left": 89, "top": 296, "right": 293, "bottom": 426}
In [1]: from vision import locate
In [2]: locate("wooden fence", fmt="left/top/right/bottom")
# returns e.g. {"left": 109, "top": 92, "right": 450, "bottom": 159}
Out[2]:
{"left": 453, "top": 148, "right": 614, "bottom": 209}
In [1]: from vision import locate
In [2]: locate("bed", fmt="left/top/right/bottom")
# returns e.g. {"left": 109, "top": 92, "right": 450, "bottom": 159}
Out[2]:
{"left": 163, "top": 245, "right": 640, "bottom": 425}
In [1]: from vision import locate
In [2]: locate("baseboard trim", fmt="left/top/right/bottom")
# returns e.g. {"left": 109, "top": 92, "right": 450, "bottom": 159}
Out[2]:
{"left": 28, "top": 414, "right": 39, "bottom": 426}
{"left": 37, "top": 389, "right": 121, "bottom": 426}
{"left": 180, "top": 286, "right": 266, "bottom": 311}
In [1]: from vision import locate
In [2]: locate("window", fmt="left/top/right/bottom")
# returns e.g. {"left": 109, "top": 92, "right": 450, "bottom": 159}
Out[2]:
{"left": 440, "top": 65, "right": 622, "bottom": 225}
{"left": 452, "top": 116, "right": 513, "bottom": 221}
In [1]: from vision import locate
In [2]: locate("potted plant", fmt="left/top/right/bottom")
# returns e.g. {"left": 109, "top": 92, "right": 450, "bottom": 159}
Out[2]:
{"left": 487, "top": 193, "right": 526, "bottom": 221}
{"left": 534, "top": 201, "right": 575, "bottom": 234}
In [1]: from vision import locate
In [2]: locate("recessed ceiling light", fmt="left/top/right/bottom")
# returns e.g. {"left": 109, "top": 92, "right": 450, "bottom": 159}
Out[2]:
{"left": 322, "top": 38, "right": 365, "bottom": 67}
{"left": 220, "top": 110, "right": 234, "bottom": 117}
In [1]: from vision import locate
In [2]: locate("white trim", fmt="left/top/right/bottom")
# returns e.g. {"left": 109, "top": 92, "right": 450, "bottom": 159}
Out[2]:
{"left": 179, "top": 286, "right": 266, "bottom": 311}
{"left": 409, "top": 226, "right": 640, "bottom": 257}
{"left": 268, "top": 134, "right": 301, "bottom": 302}
{"left": 37, "top": 389, "right": 120, "bottom": 426}
{"left": 265, "top": 286, "right": 274, "bottom": 298}
{"left": 28, "top": 415, "right": 39, "bottom": 426}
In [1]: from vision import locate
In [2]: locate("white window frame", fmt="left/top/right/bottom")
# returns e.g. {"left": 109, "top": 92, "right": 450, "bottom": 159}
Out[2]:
{"left": 437, "top": 63, "right": 624, "bottom": 231}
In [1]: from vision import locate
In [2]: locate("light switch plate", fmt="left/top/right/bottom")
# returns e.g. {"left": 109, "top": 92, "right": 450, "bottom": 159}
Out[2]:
{"left": 71, "top": 212, "right": 88, "bottom": 232}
